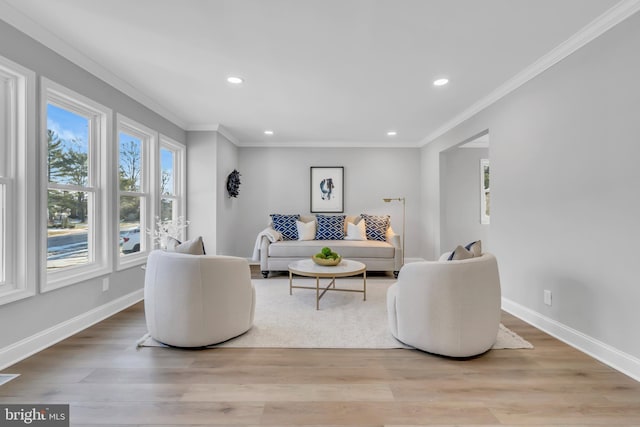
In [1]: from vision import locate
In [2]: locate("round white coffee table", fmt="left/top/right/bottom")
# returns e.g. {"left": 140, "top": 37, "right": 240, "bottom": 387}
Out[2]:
{"left": 288, "top": 259, "right": 367, "bottom": 310}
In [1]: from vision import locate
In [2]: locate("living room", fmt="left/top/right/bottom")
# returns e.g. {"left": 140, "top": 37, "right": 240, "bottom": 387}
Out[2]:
{"left": 1, "top": 0, "right": 640, "bottom": 424}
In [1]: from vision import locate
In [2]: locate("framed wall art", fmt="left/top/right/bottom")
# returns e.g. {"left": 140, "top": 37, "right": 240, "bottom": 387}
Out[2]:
{"left": 480, "top": 159, "right": 490, "bottom": 224}
{"left": 310, "top": 166, "right": 344, "bottom": 213}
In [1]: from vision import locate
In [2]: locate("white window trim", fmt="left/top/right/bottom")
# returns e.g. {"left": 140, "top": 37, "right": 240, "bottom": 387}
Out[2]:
{"left": 41, "top": 78, "right": 113, "bottom": 292}
{"left": 0, "top": 55, "right": 36, "bottom": 306}
{"left": 159, "top": 134, "right": 187, "bottom": 241}
{"left": 116, "top": 114, "right": 158, "bottom": 271}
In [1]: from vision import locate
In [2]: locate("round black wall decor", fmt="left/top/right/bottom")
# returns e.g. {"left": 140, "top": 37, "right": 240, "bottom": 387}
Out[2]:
{"left": 226, "top": 169, "right": 241, "bottom": 198}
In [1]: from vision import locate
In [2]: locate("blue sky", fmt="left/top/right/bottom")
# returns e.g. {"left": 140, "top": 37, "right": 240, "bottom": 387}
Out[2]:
{"left": 47, "top": 103, "right": 88, "bottom": 153}
{"left": 49, "top": 102, "right": 175, "bottom": 190}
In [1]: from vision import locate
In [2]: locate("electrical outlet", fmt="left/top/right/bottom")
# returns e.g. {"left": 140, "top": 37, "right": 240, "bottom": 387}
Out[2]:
{"left": 102, "top": 277, "right": 109, "bottom": 292}
{"left": 544, "top": 290, "right": 552, "bottom": 306}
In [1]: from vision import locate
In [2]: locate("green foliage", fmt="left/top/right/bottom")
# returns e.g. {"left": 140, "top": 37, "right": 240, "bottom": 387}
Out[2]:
{"left": 47, "top": 130, "right": 89, "bottom": 223}
{"left": 316, "top": 246, "right": 340, "bottom": 260}
{"left": 119, "top": 139, "right": 141, "bottom": 192}
{"left": 484, "top": 166, "right": 490, "bottom": 190}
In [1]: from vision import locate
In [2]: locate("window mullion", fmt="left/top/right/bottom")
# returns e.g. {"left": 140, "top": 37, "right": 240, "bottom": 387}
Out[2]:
{"left": 48, "top": 182, "right": 94, "bottom": 192}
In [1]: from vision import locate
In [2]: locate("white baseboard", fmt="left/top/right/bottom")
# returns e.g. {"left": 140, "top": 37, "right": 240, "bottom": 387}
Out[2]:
{"left": 502, "top": 297, "right": 640, "bottom": 382}
{"left": 0, "top": 289, "right": 144, "bottom": 371}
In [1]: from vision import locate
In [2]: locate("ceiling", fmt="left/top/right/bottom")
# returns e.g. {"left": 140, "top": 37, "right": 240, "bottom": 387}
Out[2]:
{"left": 0, "top": 0, "right": 626, "bottom": 146}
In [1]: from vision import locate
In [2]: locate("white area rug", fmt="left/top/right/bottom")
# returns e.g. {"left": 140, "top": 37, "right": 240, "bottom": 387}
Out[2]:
{"left": 138, "top": 278, "right": 533, "bottom": 350}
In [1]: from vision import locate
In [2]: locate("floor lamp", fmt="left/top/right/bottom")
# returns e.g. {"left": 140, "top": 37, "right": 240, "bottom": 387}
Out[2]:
{"left": 383, "top": 197, "right": 405, "bottom": 266}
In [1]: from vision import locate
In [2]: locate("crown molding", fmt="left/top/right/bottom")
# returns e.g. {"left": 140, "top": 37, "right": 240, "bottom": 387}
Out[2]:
{"left": 235, "top": 140, "right": 422, "bottom": 149}
{"left": 186, "top": 123, "right": 422, "bottom": 148}
{"left": 420, "top": 0, "right": 640, "bottom": 147}
{"left": 214, "top": 125, "right": 240, "bottom": 146}
{"left": 186, "top": 124, "right": 241, "bottom": 146}
{"left": 0, "top": 0, "right": 187, "bottom": 130}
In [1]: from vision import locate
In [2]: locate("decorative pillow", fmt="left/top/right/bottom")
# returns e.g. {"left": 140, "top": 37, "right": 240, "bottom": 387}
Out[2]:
{"left": 360, "top": 214, "right": 390, "bottom": 241}
{"left": 270, "top": 214, "right": 300, "bottom": 240}
{"left": 166, "top": 236, "right": 181, "bottom": 251}
{"left": 315, "top": 215, "right": 346, "bottom": 240}
{"left": 296, "top": 220, "right": 316, "bottom": 241}
{"left": 448, "top": 244, "right": 473, "bottom": 261}
{"left": 465, "top": 240, "right": 482, "bottom": 257}
{"left": 344, "top": 219, "right": 367, "bottom": 240}
{"left": 174, "top": 236, "right": 206, "bottom": 255}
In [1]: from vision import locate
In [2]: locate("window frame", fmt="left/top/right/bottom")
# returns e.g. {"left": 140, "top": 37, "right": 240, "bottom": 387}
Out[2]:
{"left": 41, "top": 78, "right": 113, "bottom": 292}
{"left": 115, "top": 114, "right": 157, "bottom": 270}
{"left": 159, "top": 135, "right": 187, "bottom": 241}
{"left": 0, "top": 55, "right": 36, "bottom": 305}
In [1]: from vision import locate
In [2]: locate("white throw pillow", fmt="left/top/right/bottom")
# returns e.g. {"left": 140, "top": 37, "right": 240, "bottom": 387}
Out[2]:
{"left": 344, "top": 220, "right": 367, "bottom": 240}
{"left": 465, "top": 240, "right": 482, "bottom": 257}
{"left": 448, "top": 245, "right": 473, "bottom": 261}
{"left": 174, "top": 236, "right": 206, "bottom": 255}
{"left": 296, "top": 220, "right": 316, "bottom": 241}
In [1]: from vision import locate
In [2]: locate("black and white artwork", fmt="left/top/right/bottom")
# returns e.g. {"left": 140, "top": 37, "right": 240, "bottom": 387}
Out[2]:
{"left": 310, "top": 167, "right": 344, "bottom": 213}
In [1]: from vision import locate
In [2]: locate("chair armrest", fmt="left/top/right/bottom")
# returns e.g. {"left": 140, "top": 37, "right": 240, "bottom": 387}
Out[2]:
{"left": 259, "top": 235, "right": 271, "bottom": 271}
{"left": 386, "top": 227, "right": 402, "bottom": 271}
{"left": 386, "top": 227, "right": 401, "bottom": 247}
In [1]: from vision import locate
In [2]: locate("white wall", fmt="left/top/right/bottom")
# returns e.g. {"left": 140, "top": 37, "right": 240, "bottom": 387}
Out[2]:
{"left": 420, "top": 12, "right": 640, "bottom": 375}
{"left": 439, "top": 146, "right": 489, "bottom": 252}
{"left": 186, "top": 131, "right": 217, "bottom": 253}
{"left": 0, "top": 20, "right": 185, "bottom": 356}
{"left": 216, "top": 133, "right": 240, "bottom": 255}
{"left": 235, "top": 147, "right": 421, "bottom": 259}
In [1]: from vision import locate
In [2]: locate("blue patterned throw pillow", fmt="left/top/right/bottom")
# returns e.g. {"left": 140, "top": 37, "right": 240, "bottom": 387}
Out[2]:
{"left": 360, "top": 214, "right": 390, "bottom": 241}
{"left": 315, "top": 215, "right": 346, "bottom": 240}
{"left": 270, "top": 214, "right": 300, "bottom": 240}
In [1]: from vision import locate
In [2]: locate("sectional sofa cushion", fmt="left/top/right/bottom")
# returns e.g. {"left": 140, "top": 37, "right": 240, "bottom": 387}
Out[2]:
{"left": 268, "top": 239, "right": 395, "bottom": 258}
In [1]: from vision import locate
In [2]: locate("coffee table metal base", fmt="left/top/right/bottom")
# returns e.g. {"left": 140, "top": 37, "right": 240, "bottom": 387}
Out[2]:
{"left": 288, "top": 259, "right": 367, "bottom": 310}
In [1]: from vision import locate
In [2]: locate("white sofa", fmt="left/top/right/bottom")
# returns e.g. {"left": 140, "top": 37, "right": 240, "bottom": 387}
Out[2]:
{"left": 259, "top": 214, "right": 403, "bottom": 278}
{"left": 144, "top": 250, "right": 255, "bottom": 347}
{"left": 387, "top": 253, "right": 501, "bottom": 357}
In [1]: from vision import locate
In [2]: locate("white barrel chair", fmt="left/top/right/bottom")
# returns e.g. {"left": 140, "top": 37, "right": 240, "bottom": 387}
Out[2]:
{"left": 387, "top": 253, "right": 501, "bottom": 357}
{"left": 144, "top": 250, "right": 255, "bottom": 347}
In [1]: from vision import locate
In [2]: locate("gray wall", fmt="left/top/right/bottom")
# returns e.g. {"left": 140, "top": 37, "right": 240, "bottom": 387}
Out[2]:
{"left": 420, "top": 12, "right": 640, "bottom": 360}
{"left": 440, "top": 146, "right": 489, "bottom": 253}
{"left": 0, "top": 19, "right": 185, "bottom": 349}
{"left": 235, "top": 147, "right": 421, "bottom": 259}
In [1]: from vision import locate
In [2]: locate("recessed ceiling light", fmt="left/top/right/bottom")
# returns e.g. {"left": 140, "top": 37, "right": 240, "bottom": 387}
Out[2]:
{"left": 433, "top": 78, "right": 449, "bottom": 87}
{"left": 387, "top": 131, "right": 397, "bottom": 137}
{"left": 227, "top": 76, "right": 244, "bottom": 84}
{"left": 264, "top": 130, "right": 274, "bottom": 135}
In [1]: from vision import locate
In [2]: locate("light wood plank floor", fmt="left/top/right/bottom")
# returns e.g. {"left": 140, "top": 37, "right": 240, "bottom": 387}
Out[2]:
{"left": 2, "top": 293, "right": 640, "bottom": 425}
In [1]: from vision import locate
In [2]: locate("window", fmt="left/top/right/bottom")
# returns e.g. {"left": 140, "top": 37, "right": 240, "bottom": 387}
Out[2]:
{"left": 159, "top": 135, "right": 186, "bottom": 237}
{"left": 117, "top": 115, "right": 156, "bottom": 269}
{"left": 0, "top": 55, "right": 36, "bottom": 305}
{"left": 42, "top": 78, "right": 112, "bottom": 291}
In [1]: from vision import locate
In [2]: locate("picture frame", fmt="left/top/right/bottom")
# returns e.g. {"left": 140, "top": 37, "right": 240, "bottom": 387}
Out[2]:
{"left": 310, "top": 166, "right": 344, "bottom": 213}
{"left": 480, "top": 159, "right": 490, "bottom": 224}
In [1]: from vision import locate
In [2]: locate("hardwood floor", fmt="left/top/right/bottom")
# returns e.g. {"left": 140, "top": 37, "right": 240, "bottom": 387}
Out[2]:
{"left": 2, "top": 290, "right": 640, "bottom": 426}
